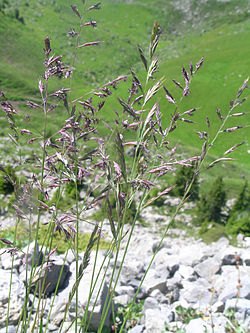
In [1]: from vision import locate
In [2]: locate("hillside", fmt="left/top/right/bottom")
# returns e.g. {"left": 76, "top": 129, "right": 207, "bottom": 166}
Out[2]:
{"left": 0, "top": 0, "right": 249, "bottom": 193}
{"left": 0, "top": 0, "right": 249, "bottom": 95}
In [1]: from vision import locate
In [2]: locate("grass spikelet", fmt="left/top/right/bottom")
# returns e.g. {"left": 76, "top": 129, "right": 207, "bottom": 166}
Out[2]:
{"left": 88, "top": 2, "right": 101, "bottom": 11}
{"left": 147, "top": 57, "right": 158, "bottom": 81}
{"left": 70, "top": 5, "right": 81, "bottom": 18}
{"left": 144, "top": 186, "right": 175, "bottom": 207}
{"left": 236, "top": 77, "right": 249, "bottom": 99}
{"left": 206, "top": 157, "right": 235, "bottom": 169}
{"left": 77, "top": 41, "right": 101, "bottom": 48}
{"left": 163, "top": 86, "right": 175, "bottom": 104}
{"left": 172, "top": 79, "right": 183, "bottom": 90}
{"left": 118, "top": 98, "right": 139, "bottom": 120}
{"left": 195, "top": 56, "right": 204, "bottom": 72}
{"left": 144, "top": 78, "right": 164, "bottom": 104}
{"left": 115, "top": 131, "right": 127, "bottom": 183}
{"left": 231, "top": 112, "right": 247, "bottom": 117}
{"left": 216, "top": 108, "right": 224, "bottom": 120}
{"left": 223, "top": 142, "right": 246, "bottom": 156}
{"left": 223, "top": 126, "right": 245, "bottom": 133}
{"left": 137, "top": 44, "right": 148, "bottom": 71}
{"left": 150, "top": 22, "right": 161, "bottom": 58}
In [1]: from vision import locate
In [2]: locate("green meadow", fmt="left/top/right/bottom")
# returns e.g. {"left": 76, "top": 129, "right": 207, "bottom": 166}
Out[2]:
{"left": 0, "top": 0, "right": 249, "bottom": 196}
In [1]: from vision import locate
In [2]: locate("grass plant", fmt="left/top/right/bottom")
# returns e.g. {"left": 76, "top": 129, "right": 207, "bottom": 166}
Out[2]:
{"left": 0, "top": 1, "right": 249, "bottom": 332}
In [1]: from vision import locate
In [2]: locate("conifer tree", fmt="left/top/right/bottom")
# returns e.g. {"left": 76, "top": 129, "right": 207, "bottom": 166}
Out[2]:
{"left": 174, "top": 166, "right": 199, "bottom": 201}
{"left": 195, "top": 176, "right": 226, "bottom": 224}
{"left": 230, "top": 180, "right": 249, "bottom": 215}
{"left": 226, "top": 181, "right": 250, "bottom": 236}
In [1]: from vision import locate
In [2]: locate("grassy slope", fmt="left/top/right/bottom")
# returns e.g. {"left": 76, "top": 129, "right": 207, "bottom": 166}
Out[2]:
{"left": 1, "top": 0, "right": 249, "bottom": 95}
{"left": 0, "top": 0, "right": 249, "bottom": 195}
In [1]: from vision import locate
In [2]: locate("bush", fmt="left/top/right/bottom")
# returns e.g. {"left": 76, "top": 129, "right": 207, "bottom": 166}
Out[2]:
{"left": 0, "top": 165, "right": 15, "bottom": 195}
{"left": 173, "top": 165, "right": 199, "bottom": 201}
{"left": 50, "top": 188, "right": 73, "bottom": 211}
{"left": 114, "top": 300, "right": 144, "bottom": 332}
{"left": 65, "top": 180, "right": 86, "bottom": 200}
{"left": 226, "top": 212, "right": 250, "bottom": 236}
{"left": 230, "top": 180, "right": 249, "bottom": 216}
{"left": 0, "top": 0, "right": 9, "bottom": 12}
{"left": 226, "top": 181, "right": 250, "bottom": 236}
{"left": 195, "top": 176, "right": 226, "bottom": 225}
{"left": 92, "top": 194, "right": 137, "bottom": 225}
{"left": 147, "top": 187, "right": 165, "bottom": 207}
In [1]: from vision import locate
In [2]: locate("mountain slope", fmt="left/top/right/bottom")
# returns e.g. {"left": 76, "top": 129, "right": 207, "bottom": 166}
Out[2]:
{"left": 0, "top": 0, "right": 249, "bottom": 187}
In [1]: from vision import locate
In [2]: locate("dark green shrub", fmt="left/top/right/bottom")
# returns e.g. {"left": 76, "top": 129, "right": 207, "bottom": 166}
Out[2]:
{"left": 65, "top": 180, "right": 86, "bottom": 200}
{"left": 49, "top": 181, "right": 87, "bottom": 211}
{"left": 195, "top": 176, "right": 226, "bottom": 225}
{"left": 195, "top": 194, "right": 210, "bottom": 225}
{"left": 147, "top": 187, "right": 165, "bottom": 207}
{"left": 92, "top": 194, "right": 137, "bottom": 225}
{"left": 226, "top": 211, "right": 250, "bottom": 236}
{"left": 230, "top": 181, "right": 249, "bottom": 216}
{"left": 7, "top": 192, "right": 16, "bottom": 212}
{"left": 0, "top": 0, "right": 9, "bottom": 12}
{"left": 14, "top": 8, "right": 24, "bottom": 24}
{"left": 0, "top": 165, "right": 15, "bottom": 195}
{"left": 173, "top": 166, "right": 199, "bottom": 201}
{"left": 226, "top": 181, "right": 250, "bottom": 236}
{"left": 50, "top": 188, "right": 73, "bottom": 211}
{"left": 108, "top": 194, "right": 137, "bottom": 224}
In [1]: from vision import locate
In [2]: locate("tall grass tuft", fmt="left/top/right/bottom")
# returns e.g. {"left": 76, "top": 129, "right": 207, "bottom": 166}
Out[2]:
{"left": 0, "top": 1, "right": 249, "bottom": 332}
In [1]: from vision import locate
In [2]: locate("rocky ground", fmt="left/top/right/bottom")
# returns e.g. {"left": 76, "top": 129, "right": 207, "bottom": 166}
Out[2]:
{"left": 0, "top": 203, "right": 250, "bottom": 333}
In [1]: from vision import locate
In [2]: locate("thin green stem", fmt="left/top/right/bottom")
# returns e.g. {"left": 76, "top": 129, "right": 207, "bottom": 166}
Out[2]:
{"left": 98, "top": 191, "right": 145, "bottom": 332}
{"left": 6, "top": 220, "right": 19, "bottom": 333}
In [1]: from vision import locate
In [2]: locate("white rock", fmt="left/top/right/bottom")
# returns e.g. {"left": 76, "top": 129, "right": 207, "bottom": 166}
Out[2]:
{"left": 178, "top": 244, "right": 206, "bottom": 266}
{"left": 143, "top": 297, "right": 160, "bottom": 312}
{"left": 150, "top": 289, "right": 168, "bottom": 304}
{"left": 193, "top": 257, "right": 221, "bottom": 281}
{"left": 154, "top": 249, "right": 180, "bottom": 274}
{"left": 116, "top": 285, "right": 135, "bottom": 298}
{"left": 214, "top": 267, "right": 250, "bottom": 302}
{"left": 143, "top": 272, "right": 168, "bottom": 295}
{"left": 211, "top": 301, "right": 224, "bottom": 313}
{"left": 213, "top": 236, "right": 230, "bottom": 247}
{"left": 0, "top": 251, "right": 22, "bottom": 271}
{"left": 114, "top": 294, "right": 131, "bottom": 306}
{"left": 178, "top": 265, "right": 195, "bottom": 280}
{"left": 128, "top": 325, "right": 144, "bottom": 333}
{"left": 0, "top": 269, "right": 25, "bottom": 328}
{"left": 120, "top": 258, "right": 144, "bottom": 282}
{"left": 180, "top": 278, "right": 214, "bottom": 307}
{"left": 184, "top": 318, "right": 211, "bottom": 333}
{"left": 144, "top": 308, "right": 166, "bottom": 333}
{"left": 241, "top": 250, "right": 250, "bottom": 266}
